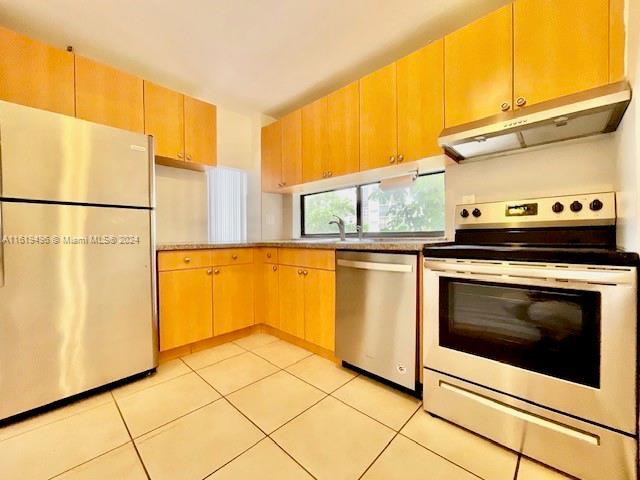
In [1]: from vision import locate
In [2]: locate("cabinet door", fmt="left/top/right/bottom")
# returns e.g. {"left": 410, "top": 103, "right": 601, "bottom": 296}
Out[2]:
{"left": 74, "top": 56, "right": 144, "bottom": 132}
{"left": 304, "top": 269, "right": 335, "bottom": 351}
{"left": 444, "top": 5, "right": 513, "bottom": 127}
{"left": 184, "top": 96, "right": 217, "bottom": 166}
{"left": 281, "top": 109, "right": 302, "bottom": 187}
{"left": 0, "top": 27, "right": 75, "bottom": 116}
{"left": 610, "top": 0, "right": 625, "bottom": 83}
{"left": 302, "top": 97, "right": 327, "bottom": 183}
{"left": 213, "top": 264, "right": 255, "bottom": 336}
{"left": 144, "top": 81, "right": 184, "bottom": 161}
{"left": 278, "top": 265, "right": 305, "bottom": 338}
{"left": 262, "top": 263, "right": 280, "bottom": 329}
{"left": 261, "top": 120, "right": 283, "bottom": 192}
{"left": 514, "top": 0, "right": 609, "bottom": 108}
{"left": 326, "top": 82, "right": 359, "bottom": 177}
{"left": 159, "top": 268, "right": 213, "bottom": 351}
{"left": 397, "top": 40, "right": 444, "bottom": 162}
{"left": 359, "top": 63, "right": 398, "bottom": 171}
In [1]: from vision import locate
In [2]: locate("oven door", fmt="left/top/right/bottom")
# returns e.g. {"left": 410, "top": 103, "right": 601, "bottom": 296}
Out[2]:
{"left": 423, "top": 258, "right": 637, "bottom": 434}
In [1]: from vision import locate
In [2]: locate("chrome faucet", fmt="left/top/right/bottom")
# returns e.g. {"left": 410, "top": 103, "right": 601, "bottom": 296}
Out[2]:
{"left": 328, "top": 215, "right": 346, "bottom": 241}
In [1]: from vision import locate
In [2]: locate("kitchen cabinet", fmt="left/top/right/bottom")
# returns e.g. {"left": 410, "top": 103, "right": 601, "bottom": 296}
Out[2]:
{"left": 278, "top": 265, "right": 306, "bottom": 338}
{"left": 281, "top": 109, "right": 303, "bottom": 187}
{"left": 159, "top": 268, "right": 213, "bottom": 351}
{"left": 184, "top": 95, "right": 217, "bottom": 166}
{"left": 260, "top": 263, "right": 280, "bottom": 329}
{"left": 326, "top": 82, "right": 360, "bottom": 177}
{"left": 304, "top": 269, "right": 335, "bottom": 351}
{"left": 302, "top": 97, "right": 328, "bottom": 183}
{"left": 144, "top": 81, "right": 184, "bottom": 160}
{"left": 359, "top": 63, "right": 398, "bottom": 171}
{"left": 213, "top": 264, "right": 255, "bottom": 336}
{"left": 610, "top": 0, "right": 625, "bottom": 83}
{"left": 74, "top": 56, "right": 144, "bottom": 132}
{"left": 261, "top": 120, "right": 283, "bottom": 192}
{"left": 397, "top": 40, "right": 444, "bottom": 162}
{"left": 513, "top": 0, "right": 609, "bottom": 109}
{"left": 444, "top": 5, "right": 513, "bottom": 127}
{"left": 0, "top": 26, "right": 75, "bottom": 116}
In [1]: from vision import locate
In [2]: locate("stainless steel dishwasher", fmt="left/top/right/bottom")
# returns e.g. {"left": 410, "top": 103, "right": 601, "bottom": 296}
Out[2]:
{"left": 335, "top": 251, "right": 418, "bottom": 390}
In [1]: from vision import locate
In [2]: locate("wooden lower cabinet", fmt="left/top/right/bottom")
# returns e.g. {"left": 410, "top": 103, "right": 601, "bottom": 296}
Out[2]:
{"left": 261, "top": 263, "right": 280, "bottom": 329}
{"left": 278, "top": 265, "right": 306, "bottom": 338}
{"left": 159, "top": 268, "right": 213, "bottom": 351}
{"left": 213, "top": 264, "right": 255, "bottom": 336}
{"left": 304, "top": 269, "right": 335, "bottom": 351}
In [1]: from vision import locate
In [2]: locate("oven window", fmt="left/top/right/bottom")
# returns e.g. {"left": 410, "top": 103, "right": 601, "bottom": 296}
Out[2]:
{"left": 439, "top": 279, "right": 601, "bottom": 387}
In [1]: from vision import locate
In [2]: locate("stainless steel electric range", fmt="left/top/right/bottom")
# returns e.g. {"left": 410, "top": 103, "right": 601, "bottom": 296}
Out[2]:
{"left": 422, "top": 192, "right": 638, "bottom": 480}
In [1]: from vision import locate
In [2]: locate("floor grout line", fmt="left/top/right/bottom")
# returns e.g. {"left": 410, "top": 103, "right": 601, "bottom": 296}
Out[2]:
{"left": 268, "top": 435, "right": 319, "bottom": 480}
{"left": 45, "top": 439, "right": 131, "bottom": 479}
{"left": 110, "top": 391, "right": 152, "bottom": 480}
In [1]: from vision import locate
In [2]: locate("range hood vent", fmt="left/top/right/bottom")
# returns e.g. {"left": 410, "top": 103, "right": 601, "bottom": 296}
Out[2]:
{"left": 438, "top": 81, "right": 631, "bottom": 162}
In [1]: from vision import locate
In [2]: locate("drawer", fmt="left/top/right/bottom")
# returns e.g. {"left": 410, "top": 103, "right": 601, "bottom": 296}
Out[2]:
{"left": 211, "top": 248, "right": 254, "bottom": 266}
{"left": 279, "top": 248, "right": 335, "bottom": 270}
{"left": 259, "top": 247, "right": 278, "bottom": 264}
{"left": 157, "top": 250, "right": 212, "bottom": 271}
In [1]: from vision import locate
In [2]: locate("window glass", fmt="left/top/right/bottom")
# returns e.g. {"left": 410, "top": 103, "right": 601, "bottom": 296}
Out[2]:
{"left": 361, "top": 173, "right": 444, "bottom": 234}
{"left": 302, "top": 187, "right": 357, "bottom": 235}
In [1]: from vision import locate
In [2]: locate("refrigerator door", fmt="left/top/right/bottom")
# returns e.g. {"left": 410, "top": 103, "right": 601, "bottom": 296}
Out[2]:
{"left": 0, "top": 100, "right": 152, "bottom": 208}
{"left": 0, "top": 201, "right": 157, "bottom": 420}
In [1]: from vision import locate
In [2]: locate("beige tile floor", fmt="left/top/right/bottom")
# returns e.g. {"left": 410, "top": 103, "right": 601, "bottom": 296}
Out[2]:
{"left": 0, "top": 333, "right": 574, "bottom": 480}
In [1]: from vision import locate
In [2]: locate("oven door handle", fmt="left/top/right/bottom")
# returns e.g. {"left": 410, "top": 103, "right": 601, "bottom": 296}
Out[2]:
{"left": 424, "top": 260, "right": 634, "bottom": 285}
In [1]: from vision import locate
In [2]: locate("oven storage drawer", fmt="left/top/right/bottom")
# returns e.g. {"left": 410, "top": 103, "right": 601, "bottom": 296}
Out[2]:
{"left": 424, "top": 369, "right": 637, "bottom": 480}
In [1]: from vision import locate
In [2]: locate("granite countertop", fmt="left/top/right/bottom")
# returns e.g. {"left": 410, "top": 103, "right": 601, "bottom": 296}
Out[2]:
{"left": 157, "top": 238, "right": 449, "bottom": 252}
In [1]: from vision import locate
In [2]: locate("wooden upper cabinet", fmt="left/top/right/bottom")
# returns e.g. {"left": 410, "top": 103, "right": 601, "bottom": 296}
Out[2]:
{"left": 610, "top": 0, "right": 625, "bottom": 83}
{"left": 513, "top": 0, "right": 609, "bottom": 109}
{"left": 397, "top": 40, "right": 444, "bottom": 162}
{"left": 144, "top": 81, "right": 184, "bottom": 160}
{"left": 281, "top": 109, "right": 302, "bottom": 187}
{"left": 360, "top": 63, "right": 398, "bottom": 171}
{"left": 444, "top": 5, "right": 513, "bottom": 127}
{"left": 261, "top": 120, "right": 283, "bottom": 192}
{"left": 326, "top": 82, "right": 359, "bottom": 177}
{"left": 302, "top": 97, "right": 328, "bottom": 183}
{"left": 0, "top": 27, "right": 75, "bottom": 116}
{"left": 75, "top": 56, "right": 144, "bottom": 132}
{"left": 184, "top": 95, "right": 217, "bottom": 166}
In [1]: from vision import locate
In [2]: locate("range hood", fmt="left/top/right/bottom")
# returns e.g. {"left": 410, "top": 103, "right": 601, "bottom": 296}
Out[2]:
{"left": 439, "top": 81, "right": 631, "bottom": 162}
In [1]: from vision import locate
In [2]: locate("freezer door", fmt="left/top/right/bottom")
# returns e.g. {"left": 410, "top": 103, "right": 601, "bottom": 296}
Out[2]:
{"left": 0, "top": 202, "right": 157, "bottom": 420}
{"left": 0, "top": 100, "right": 152, "bottom": 207}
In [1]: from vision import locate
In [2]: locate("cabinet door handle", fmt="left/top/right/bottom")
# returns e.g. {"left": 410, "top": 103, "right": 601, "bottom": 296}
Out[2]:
{"left": 389, "top": 156, "right": 396, "bottom": 164}
{"left": 213, "top": 269, "right": 220, "bottom": 275}
{"left": 327, "top": 171, "right": 333, "bottom": 177}
{"left": 303, "top": 270, "right": 308, "bottom": 276}
{"left": 397, "top": 155, "right": 404, "bottom": 163}
{"left": 177, "top": 152, "right": 184, "bottom": 159}
{"left": 516, "top": 97, "right": 527, "bottom": 107}
{"left": 272, "top": 265, "right": 278, "bottom": 272}
{"left": 297, "top": 269, "right": 303, "bottom": 275}
{"left": 500, "top": 102, "right": 511, "bottom": 112}
{"left": 184, "top": 257, "right": 191, "bottom": 263}
{"left": 231, "top": 254, "right": 238, "bottom": 260}
{"left": 186, "top": 154, "right": 193, "bottom": 161}
{"left": 266, "top": 252, "right": 272, "bottom": 258}
{"left": 206, "top": 268, "right": 213, "bottom": 275}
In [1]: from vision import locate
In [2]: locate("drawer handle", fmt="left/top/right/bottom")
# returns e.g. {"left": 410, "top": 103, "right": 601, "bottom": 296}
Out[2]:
{"left": 266, "top": 253, "right": 272, "bottom": 258}
{"left": 232, "top": 254, "right": 238, "bottom": 260}
{"left": 184, "top": 257, "right": 191, "bottom": 263}
{"left": 272, "top": 265, "right": 278, "bottom": 272}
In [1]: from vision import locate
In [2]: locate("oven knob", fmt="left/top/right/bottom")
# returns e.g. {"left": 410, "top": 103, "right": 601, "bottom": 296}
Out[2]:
{"left": 472, "top": 208, "right": 482, "bottom": 218}
{"left": 589, "top": 199, "right": 603, "bottom": 211}
{"left": 551, "top": 202, "right": 564, "bottom": 213}
{"left": 570, "top": 201, "right": 583, "bottom": 212}
{"left": 460, "top": 209, "right": 469, "bottom": 218}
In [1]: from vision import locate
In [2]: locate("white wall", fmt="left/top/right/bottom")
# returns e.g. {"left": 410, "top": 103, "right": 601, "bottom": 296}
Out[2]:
{"left": 615, "top": 0, "right": 640, "bottom": 252}
{"left": 155, "top": 165, "right": 209, "bottom": 244}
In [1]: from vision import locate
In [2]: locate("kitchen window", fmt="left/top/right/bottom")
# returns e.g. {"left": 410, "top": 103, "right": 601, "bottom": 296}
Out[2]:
{"left": 301, "top": 172, "right": 445, "bottom": 237}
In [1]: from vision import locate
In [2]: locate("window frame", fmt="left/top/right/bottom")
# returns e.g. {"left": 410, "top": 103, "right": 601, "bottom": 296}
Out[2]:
{"left": 300, "top": 171, "right": 445, "bottom": 238}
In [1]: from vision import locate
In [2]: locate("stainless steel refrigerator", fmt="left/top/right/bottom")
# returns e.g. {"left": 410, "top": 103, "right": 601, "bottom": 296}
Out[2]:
{"left": 0, "top": 101, "right": 157, "bottom": 421}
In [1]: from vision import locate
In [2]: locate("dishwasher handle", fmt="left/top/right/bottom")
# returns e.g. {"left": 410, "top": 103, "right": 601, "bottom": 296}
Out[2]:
{"left": 337, "top": 259, "right": 413, "bottom": 273}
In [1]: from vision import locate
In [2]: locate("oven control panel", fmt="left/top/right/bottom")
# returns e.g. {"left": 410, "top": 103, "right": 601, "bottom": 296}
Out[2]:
{"left": 456, "top": 192, "right": 615, "bottom": 229}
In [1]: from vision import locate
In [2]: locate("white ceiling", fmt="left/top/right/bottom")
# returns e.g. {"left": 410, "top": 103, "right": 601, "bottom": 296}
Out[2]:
{"left": 0, "top": 0, "right": 510, "bottom": 117}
